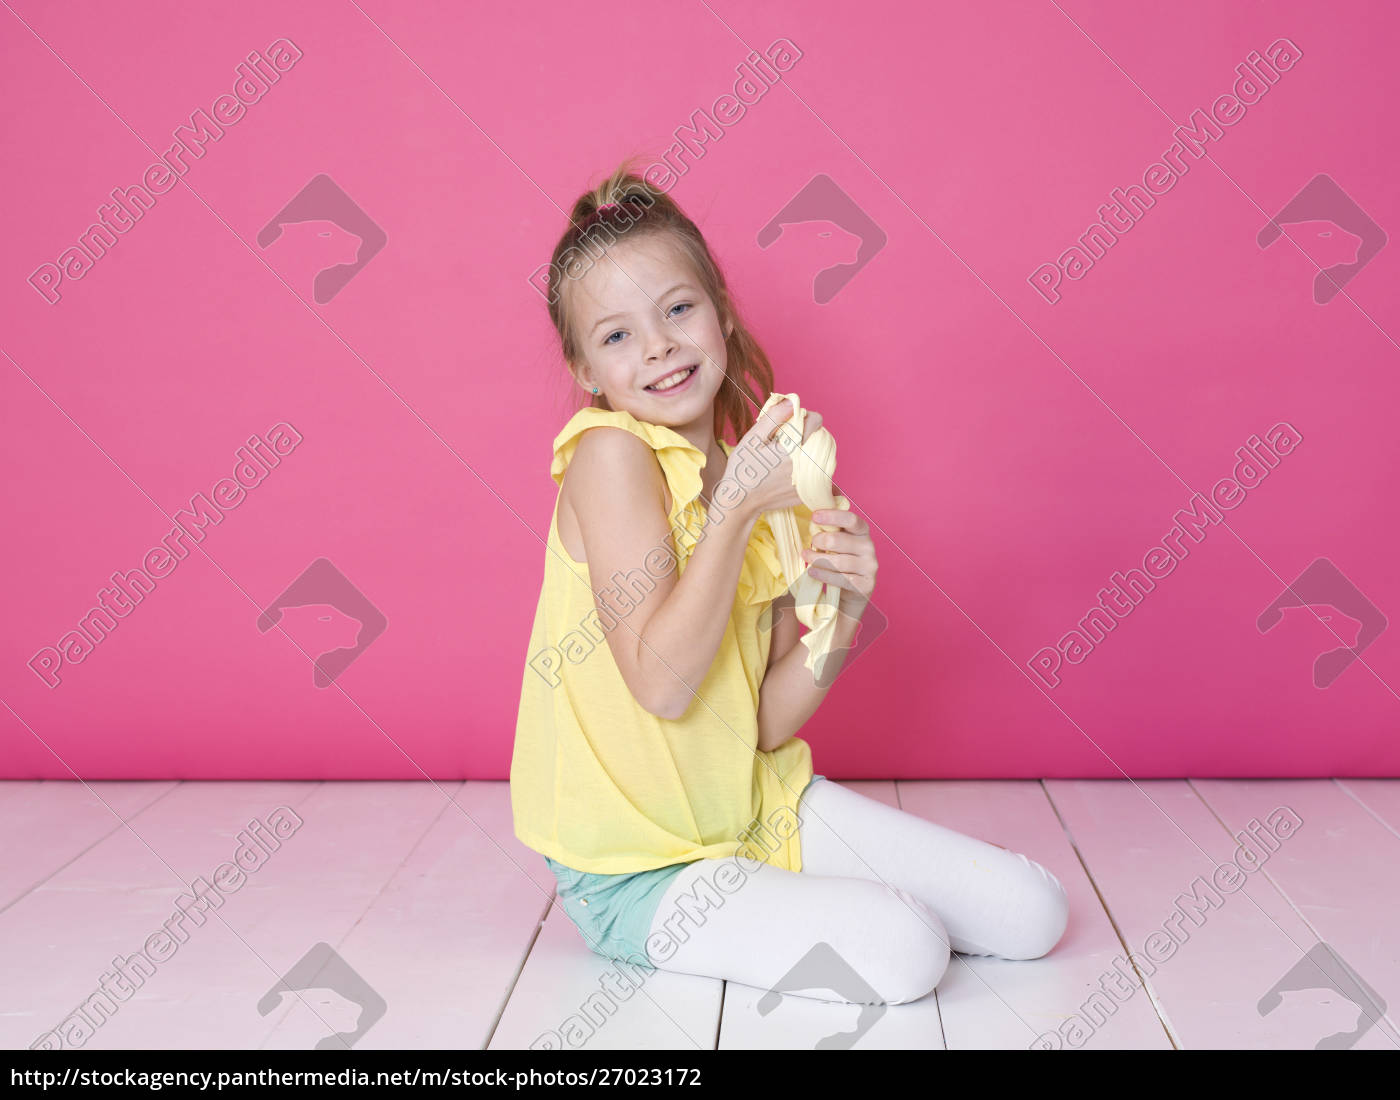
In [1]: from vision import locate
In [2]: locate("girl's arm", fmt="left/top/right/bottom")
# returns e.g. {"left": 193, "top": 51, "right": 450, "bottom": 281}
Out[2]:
{"left": 755, "top": 605, "right": 863, "bottom": 752}
{"left": 756, "top": 507, "right": 879, "bottom": 751}
{"left": 568, "top": 425, "right": 761, "bottom": 721}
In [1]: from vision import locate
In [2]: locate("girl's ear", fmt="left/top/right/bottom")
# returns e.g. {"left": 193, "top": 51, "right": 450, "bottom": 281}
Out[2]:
{"left": 573, "top": 367, "right": 596, "bottom": 396}
{"left": 563, "top": 354, "right": 584, "bottom": 388}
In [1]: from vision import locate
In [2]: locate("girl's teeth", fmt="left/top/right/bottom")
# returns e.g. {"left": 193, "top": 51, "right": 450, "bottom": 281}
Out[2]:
{"left": 650, "top": 366, "right": 693, "bottom": 391}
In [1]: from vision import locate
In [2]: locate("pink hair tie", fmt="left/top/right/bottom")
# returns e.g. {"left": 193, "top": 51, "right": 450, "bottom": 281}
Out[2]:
{"left": 596, "top": 202, "right": 620, "bottom": 214}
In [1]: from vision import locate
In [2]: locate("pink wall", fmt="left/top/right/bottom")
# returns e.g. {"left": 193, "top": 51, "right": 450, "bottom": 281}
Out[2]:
{"left": 3, "top": 0, "right": 1396, "bottom": 780}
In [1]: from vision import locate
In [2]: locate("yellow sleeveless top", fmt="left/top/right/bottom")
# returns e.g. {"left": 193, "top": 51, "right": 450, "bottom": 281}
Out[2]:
{"left": 510, "top": 405, "right": 814, "bottom": 875}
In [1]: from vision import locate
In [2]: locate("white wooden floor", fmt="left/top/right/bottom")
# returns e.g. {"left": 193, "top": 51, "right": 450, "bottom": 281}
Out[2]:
{"left": 4, "top": 779, "right": 1397, "bottom": 1051}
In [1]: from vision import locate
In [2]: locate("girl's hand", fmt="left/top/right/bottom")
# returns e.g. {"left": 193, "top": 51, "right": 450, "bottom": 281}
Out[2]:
{"left": 801, "top": 508, "right": 877, "bottom": 616}
{"left": 722, "top": 399, "right": 824, "bottom": 520}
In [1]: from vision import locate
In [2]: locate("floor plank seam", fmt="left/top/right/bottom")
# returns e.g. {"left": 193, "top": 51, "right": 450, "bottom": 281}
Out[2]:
{"left": 484, "top": 892, "right": 554, "bottom": 1051}
{"left": 1333, "top": 778, "right": 1400, "bottom": 842}
{"left": 0, "top": 780, "right": 182, "bottom": 916}
{"left": 1040, "top": 781, "right": 1182, "bottom": 1049}
{"left": 1185, "top": 778, "right": 1331, "bottom": 953}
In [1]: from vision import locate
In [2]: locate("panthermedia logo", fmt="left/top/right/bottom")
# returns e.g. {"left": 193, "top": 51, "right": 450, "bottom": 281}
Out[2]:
{"left": 257, "top": 174, "right": 386, "bottom": 304}
{"left": 256, "top": 558, "right": 387, "bottom": 688}
{"left": 1257, "top": 174, "right": 1386, "bottom": 304}
{"left": 759, "top": 941, "right": 885, "bottom": 1049}
{"left": 757, "top": 174, "right": 886, "bottom": 304}
{"left": 757, "top": 589, "right": 887, "bottom": 689}
{"left": 1256, "top": 557, "right": 1386, "bottom": 688}
{"left": 258, "top": 942, "right": 386, "bottom": 1050}
{"left": 1258, "top": 942, "right": 1385, "bottom": 1050}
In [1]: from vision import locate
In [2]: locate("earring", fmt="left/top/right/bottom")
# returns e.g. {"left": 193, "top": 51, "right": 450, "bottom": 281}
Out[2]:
{"left": 592, "top": 386, "right": 599, "bottom": 394}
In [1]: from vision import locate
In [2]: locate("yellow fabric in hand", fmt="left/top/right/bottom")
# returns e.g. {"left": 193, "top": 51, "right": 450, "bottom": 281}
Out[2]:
{"left": 758, "top": 391, "right": 851, "bottom": 683}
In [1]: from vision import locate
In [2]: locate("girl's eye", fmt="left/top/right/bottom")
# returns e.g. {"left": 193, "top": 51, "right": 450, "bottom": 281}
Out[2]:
{"left": 601, "top": 304, "right": 691, "bottom": 346}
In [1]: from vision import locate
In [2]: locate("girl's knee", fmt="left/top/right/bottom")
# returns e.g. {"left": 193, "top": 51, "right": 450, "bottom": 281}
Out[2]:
{"left": 868, "top": 884, "right": 951, "bottom": 1004}
{"left": 999, "top": 854, "right": 1070, "bottom": 961}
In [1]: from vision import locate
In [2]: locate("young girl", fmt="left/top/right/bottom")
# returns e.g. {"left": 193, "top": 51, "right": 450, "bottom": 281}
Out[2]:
{"left": 510, "top": 161, "right": 1068, "bottom": 1008}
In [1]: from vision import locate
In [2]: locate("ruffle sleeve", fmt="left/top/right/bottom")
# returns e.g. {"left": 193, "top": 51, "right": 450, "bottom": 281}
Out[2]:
{"left": 550, "top": 407, "right": 795, "bottom": 608}
{"left": 551, "top": 407, "right": 705, "bottom": 524}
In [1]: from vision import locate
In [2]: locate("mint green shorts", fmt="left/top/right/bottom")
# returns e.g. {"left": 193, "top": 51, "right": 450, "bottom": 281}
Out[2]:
{"left": 545, "top": 774, "right": 826, "bottom": 964}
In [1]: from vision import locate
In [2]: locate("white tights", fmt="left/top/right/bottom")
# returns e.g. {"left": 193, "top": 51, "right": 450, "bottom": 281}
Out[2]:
{"left": 643, "top": 778, "right": 1069, "bottom": 1005}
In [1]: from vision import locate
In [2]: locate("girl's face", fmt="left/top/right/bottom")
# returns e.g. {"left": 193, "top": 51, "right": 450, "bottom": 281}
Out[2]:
{"left": 570, "top": 234, "right": 733, "bottom": 429}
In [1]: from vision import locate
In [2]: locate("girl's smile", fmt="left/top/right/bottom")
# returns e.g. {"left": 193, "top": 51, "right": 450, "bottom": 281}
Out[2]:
{"left": 643, "top": 363, "right": 699, "bottom": 395}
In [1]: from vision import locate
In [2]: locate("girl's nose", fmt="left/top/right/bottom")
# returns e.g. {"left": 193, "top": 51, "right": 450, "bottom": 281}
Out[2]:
{"left": 644, "top": 328, "right": 677, "bottom": 361}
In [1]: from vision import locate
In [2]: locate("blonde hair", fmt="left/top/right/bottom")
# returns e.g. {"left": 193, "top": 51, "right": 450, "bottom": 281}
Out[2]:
{"left": 543, "top": 157, "right": 776, "bottom": 443}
